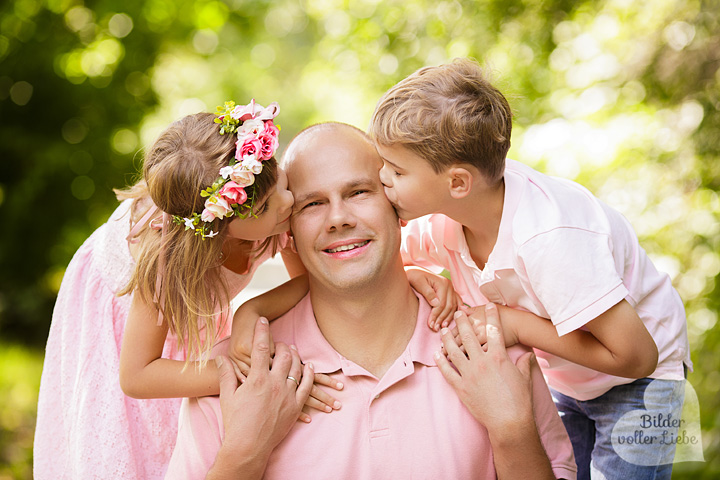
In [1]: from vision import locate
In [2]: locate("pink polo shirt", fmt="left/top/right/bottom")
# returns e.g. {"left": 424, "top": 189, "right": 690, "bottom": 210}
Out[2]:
{"left": 165, "top": 292, "right": 576, "bottom": 480}
{"left": 401, "top": 159, "right": 691, "bottom": 401}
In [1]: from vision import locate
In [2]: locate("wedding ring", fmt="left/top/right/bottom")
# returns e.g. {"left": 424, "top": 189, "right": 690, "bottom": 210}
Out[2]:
{"left": 287, "top": 375, "right": 299, "bottom": 386}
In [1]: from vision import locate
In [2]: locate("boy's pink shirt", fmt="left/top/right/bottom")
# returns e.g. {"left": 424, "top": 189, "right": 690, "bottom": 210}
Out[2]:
{"left": 165, "top": 293, "right": 577, "bottom": 480}
{"left": 401, "top": 159, "right": 691, "bottom": 401}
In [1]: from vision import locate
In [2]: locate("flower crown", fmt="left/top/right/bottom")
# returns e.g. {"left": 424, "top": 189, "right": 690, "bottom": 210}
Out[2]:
{"left": 172, "top": 100, "right": 281, "bottom": 239}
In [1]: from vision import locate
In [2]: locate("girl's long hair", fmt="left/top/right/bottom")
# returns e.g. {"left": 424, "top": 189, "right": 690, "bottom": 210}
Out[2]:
{"left": 116, "top": 112, "right": 280, "bottom": 363}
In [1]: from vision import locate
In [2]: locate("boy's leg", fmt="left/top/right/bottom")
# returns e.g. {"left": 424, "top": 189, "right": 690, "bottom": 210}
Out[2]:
{"left": 551, "top": 389, "right": 595, "bottom": 480}
{"left": 584, "top": 378, "right": 685, "bottom": 480}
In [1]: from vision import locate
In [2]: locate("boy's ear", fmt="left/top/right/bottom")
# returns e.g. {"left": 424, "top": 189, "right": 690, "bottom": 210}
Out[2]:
{"left": 446, "top": 167, "right": 474, "bottom": 199}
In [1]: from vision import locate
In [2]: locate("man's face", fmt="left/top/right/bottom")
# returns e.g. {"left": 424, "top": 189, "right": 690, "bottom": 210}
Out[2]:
{"left": 287, "top": 128, "right": 401, "bottom": 292}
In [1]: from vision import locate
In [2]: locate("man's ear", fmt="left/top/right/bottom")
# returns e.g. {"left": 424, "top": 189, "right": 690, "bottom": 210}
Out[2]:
{"left": 446, "top": 167, "right": 474, "bottom": 199}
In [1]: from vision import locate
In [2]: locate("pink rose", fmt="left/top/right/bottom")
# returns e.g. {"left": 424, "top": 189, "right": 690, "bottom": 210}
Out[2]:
{"left": 203, "top": 195, "right": 232, "bottom": 220}
{"left": 219, "top": 181, "right": 248, "bottom": 205}
{"left": 258, "top": 124, "right": 279, "bottom": 160}
{"left": 236, "top": 136, "right": 262, "bottom": 161}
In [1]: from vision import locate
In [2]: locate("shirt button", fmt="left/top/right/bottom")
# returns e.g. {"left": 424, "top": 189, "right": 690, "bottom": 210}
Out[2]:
{"left": 374, "top": 394, "right": 380, "bottom": 399}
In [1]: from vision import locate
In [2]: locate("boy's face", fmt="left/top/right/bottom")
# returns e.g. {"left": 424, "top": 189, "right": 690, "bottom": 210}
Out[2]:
{"left": 376, "top": 143, "right": 447, "bottom": 221}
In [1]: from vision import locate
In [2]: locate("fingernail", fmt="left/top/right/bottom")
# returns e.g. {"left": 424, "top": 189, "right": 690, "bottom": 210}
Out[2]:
{"left": 430, "top": 298, "right": 439, "bottom": 306}
{"left": 434, "top": 351, "right": 441, "bottom": 359}
{"left": 307, "top": 362, "right": 314, "bottom": 370}
{"left": 214, "top": 356, "right": 223, "bottom": 368}
{"left": 440, "top": 328, "right": 449, "bottom": 335}
{"left": 290, "top": 344, "right": 297, "bottom": 351}
{"left": 454, "top": 311, "right": 462, "bottom": 319}
{"left": 336, "top": 382, "right": 344, "bottom": 389}
{"left": 325, "top": 405, "right": 332, "bottom": 413}
{"left": 485, "top": 303, "right": 496, "bottom": 310}
{"left": 260, "top": 317, "right": 269, "bottom": 324}
{"left": 333, "top": 401, "right": 342, "bottom": 410}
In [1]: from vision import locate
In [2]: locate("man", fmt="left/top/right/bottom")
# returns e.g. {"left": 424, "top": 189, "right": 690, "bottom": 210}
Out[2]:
{"left": 165, "top": 123, "right": 576, "bottom": 479}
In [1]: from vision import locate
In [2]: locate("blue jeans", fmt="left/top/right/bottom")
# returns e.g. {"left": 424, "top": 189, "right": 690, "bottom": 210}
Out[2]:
{"left": 551, "top": 378, "right": 686, "bottom": 480}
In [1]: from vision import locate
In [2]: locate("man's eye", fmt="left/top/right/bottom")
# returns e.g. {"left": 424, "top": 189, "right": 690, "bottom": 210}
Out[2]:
{"left": 352, "top": 190, "right": 368, "bottom": 196}
{"left": 394, "top": 170, "right": 402, "bottom": 177}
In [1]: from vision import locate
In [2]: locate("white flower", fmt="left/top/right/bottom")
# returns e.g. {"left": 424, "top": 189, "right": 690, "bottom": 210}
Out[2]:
{"left": 236, "top": 118, "right": 265, "bottom": 137}
{"left": 241, "top": 156, "right": 263, "bottom": 174}
{"left": 230, "top": 164, "right": 255, "bottom": 187}
{"left": 184, "top": 217, "right": 196, "bottom": 230}
{"left": 205, "top": 230, "right": 218, "bottom": 238}
{"left": 219, "top": 166, "right": 234, "bottom": 179}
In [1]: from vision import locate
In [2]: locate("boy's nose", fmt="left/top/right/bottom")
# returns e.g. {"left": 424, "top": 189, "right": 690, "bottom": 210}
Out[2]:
{"left": 379, "top": 164, "right": 392, "bottom": 188}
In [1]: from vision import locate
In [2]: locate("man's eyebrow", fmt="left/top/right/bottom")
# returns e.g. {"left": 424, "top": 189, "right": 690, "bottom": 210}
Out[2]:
{"left": 293, "top": 178, "right": 377, "bottom": 205}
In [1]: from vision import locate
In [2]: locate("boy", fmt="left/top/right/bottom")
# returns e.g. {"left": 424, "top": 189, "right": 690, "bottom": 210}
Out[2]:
{"left": 370, "top": 58, "right": 691, "bottom": 480}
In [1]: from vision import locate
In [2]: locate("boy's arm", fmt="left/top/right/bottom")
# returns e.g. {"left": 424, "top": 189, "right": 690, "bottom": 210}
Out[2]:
{"left": 119, "top": 294, "right": 221, "bottom": 398}
{"left": 499, "top": 300, "right": 658, "bottom": 378}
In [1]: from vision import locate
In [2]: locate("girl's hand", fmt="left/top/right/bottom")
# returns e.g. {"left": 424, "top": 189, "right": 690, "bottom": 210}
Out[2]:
{"left": 405, "top": 266, "right": 461, "bottom": 331}
{"left": 230, "top": 311, "right": 275, "bottom": 367}
{"left": 228, "top": 342, "right": 343, "bottom": 416}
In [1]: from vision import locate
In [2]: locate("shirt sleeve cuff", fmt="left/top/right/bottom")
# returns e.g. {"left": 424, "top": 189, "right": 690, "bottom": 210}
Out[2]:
{"left": 554, "top": 282, "right": 629, "bottom": 336}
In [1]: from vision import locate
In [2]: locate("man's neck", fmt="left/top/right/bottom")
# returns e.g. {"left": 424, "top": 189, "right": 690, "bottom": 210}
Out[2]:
{"left": 308, "top": 266, "right": 419, "bottom": 379}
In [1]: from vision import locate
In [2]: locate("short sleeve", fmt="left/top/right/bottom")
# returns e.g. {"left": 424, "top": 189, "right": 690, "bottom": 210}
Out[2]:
{"left": 165, "top": 396, "right": 224, "bottom": 479}
{"left": 400, "top": 218, "right": 445, "bottom": 273}
{"left": 517, "top": 228, "right": 628, "bottom": 336}
{"left": 514, "top": 344, "right": 577, "bottom": 479}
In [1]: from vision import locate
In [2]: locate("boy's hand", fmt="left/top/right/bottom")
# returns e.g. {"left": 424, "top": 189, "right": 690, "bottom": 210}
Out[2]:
{"left": 405, "top": 266, "right": 462, "bottom": 331}
{"left": 448, "top": 303, "right": 519, "bottom": 348}
{"left": 435, "top": 306, "right": 536, "bottom": 432}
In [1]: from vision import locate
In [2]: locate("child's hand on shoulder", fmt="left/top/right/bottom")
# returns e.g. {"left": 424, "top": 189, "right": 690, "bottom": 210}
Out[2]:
{"left": 229, "top": 310, "right": 343, "bottom": 416}
{"left": 405, "top": 266, "right": 462, "bottom": 331}
{"left": 447, "top": 303, "right": 520, "bottom": 350}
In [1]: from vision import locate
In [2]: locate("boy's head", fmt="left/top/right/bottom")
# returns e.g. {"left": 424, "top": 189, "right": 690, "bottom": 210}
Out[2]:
{"left": 370, "top": 57, "right": 512, "bottom": 184}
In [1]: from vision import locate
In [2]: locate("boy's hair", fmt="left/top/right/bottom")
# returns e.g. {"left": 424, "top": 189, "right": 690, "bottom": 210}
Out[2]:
{"left": 116, "top": 112, "right": 279, "bottom": 364}
{"left": 370, "top": 57, "right": 512, "bottom": 184}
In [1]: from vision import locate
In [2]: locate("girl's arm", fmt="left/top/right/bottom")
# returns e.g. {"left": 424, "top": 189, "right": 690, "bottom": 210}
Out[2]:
{"left": 119, "top": 294, "right": 221, "bottom": 399}
{"left": 474, "top": 300, "right": 659, "bottom": 379}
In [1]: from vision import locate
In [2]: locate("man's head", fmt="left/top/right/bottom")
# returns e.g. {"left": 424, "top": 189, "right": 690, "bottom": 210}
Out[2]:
{"left": 369, "top": 58, "right": 511, "bottom": 219}
{"left": 283, "top": 123, "right": 403, "bottom": 293}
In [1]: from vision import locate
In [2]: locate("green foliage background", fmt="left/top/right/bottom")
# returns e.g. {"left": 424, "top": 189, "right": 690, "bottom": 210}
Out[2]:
{"left": 0, "top": 0, "right": 718, "bottom": 477}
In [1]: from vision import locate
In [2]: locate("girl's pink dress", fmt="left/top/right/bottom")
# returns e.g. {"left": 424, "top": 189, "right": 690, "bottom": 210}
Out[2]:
{"left": 34, "top": 200, "right": 279, "bottom": 480}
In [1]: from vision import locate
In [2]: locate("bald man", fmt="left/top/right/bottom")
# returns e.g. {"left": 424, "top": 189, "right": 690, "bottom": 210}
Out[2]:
{"left": 165, "top": 123, "right": 576, "bottom": 480}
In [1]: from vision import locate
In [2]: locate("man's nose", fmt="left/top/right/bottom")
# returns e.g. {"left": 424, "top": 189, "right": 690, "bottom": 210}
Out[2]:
{"left": 325, "top": 200, "right": 356, "bottom": 232}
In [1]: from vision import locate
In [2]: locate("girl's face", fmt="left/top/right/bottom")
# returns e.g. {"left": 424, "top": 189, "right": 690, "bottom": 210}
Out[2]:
{"left": 226, "top": 168, "right": 294, "bottom": 241}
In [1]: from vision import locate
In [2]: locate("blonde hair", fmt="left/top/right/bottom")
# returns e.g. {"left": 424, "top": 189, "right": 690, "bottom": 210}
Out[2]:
{"left": 116, "top": 112, "right": 279, "bottom": 363}
{"left": 370, "top": 57, "right": 512, "bottom": 184}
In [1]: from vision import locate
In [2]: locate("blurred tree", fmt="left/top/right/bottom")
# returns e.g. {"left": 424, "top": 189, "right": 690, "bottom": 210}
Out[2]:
{"left": 0, "top": 0, "right": 718, "bottom": 477}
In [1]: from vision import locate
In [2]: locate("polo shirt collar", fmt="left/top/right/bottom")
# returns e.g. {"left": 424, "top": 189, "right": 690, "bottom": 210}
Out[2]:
{"left": 290, "top": 290, "right": 438, "bottom": 376}
{"left": 438, "top": 160, "right": 525, "bottom": 271}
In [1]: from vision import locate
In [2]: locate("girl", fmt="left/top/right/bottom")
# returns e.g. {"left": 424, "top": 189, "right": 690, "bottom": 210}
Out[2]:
{"left": 34, "top": 101, "right": 455, "bottom": 480}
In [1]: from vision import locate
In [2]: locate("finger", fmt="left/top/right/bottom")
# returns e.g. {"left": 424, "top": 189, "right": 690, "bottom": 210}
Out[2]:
{"left": 228, "top": 358, "right": 248, "bottom": 383}
{"left": 215, "top": 356, "right": 238, "bottom": 406}
{"left": 484, "top": 303, "right": 507, "bottom": 355}
{"left": 304, "top": 394, "right": 332, "bottom": 413}
{"left": 311, "top": 372, "right": 344, "bottom": 391}
{"left": 516, "top": 351, "right": 535, "bottom": 381}
{"left": 296, "top": 362, "right": 314, "bottom": 408}
{"left": 286, "top": 345, "right": 303, "bottom": 388}
{"left": 438, "top": 287, "right": 456, "bottom": 329}
{"left": 270, "top": 343, "right": 293, "bottom": 381}
{"left": 455, "top": 311, "right": 482, "bottom": 358}
{"left": 298, "top": 412, "right": 312, "bottom": 424}
{"left": 309, "top": 384, "right": 342, "bottom": 411}
{"left": 248, "top": 317, "right": 272, "bottom": 375}
{"left": 440, "top": 327, "right": 467, "bottom": 368}
{"left": 433, "top": 350, "right": 461, "bottom": 388}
